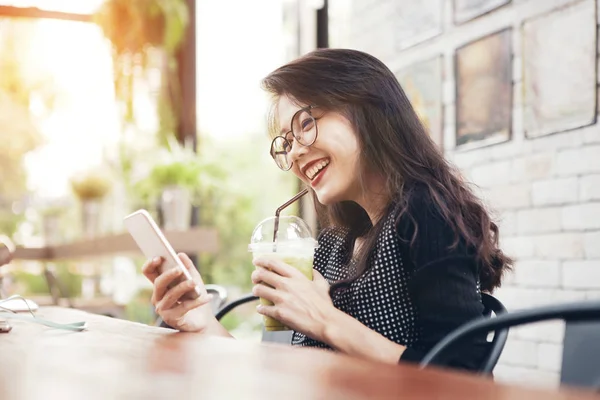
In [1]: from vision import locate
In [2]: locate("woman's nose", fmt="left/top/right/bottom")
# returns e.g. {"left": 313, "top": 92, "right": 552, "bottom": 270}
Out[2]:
{"left": 288, "top": 140, "right": 309, "bottom": 164}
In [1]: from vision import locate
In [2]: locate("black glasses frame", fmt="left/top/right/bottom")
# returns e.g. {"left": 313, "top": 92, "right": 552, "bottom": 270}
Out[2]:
{"left": 269, "top": 105, "right": 318, "bottom": 171}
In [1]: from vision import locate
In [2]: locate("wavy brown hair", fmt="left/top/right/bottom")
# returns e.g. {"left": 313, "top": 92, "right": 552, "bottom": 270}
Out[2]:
{"left": 262, "top": 48, "right": 511, "bottom": 292}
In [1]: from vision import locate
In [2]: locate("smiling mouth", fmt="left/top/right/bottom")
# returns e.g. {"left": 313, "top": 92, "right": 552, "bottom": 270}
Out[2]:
{"left": 305, "top": 159, "right": 330, "bottom": 181}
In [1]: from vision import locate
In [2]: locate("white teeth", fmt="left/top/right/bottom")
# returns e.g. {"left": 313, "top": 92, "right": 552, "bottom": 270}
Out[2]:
{"left": 306, "top": 159, "right": 330, "bottom": 180}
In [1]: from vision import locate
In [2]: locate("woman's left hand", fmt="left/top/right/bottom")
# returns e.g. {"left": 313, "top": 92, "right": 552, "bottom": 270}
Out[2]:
{"left": 251, "top": 256, "right": 335, "bottom": 340}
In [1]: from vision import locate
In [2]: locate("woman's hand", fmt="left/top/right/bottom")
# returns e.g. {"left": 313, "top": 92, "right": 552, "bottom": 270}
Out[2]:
{"left": 142, "top": 253, "right": 214, "bottom": 332}
{"left": 251, "top": 256, "right": 336, "bottom": 341}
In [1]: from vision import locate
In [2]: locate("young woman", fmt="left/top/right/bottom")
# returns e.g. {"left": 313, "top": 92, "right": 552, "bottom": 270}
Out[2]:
{"left": 142, "top": 48, "right": 512, "bottom": 371}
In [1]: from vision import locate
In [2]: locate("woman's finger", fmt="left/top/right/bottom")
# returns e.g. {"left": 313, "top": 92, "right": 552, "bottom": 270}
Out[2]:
{"left": 152, "top": 267, "right": 184, "bottom": 304}
{"left": 156, "top": 279, "right": 198, "bottom": 312}
{"left": 252, "top": 267, "right": 285, "bottom": 288}
{"left": 256, "top": 303, "right": 288, "bottom": 324}
{"left": 253, "top": 256, "right": 299, "bottom": 278}
{"left": 252, "top": 283, "right": 283, "bottom": 303}
{"left": 142, "top": 257, "right": 163, "bottom": 283}
{"left": 179, "top": 295, "right": 213, "bottom": 314}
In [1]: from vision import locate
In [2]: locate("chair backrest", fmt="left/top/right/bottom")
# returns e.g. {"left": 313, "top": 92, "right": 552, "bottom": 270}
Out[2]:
{"left": 214, "top": 293, "right": 258, "bottom": 321}
{"left": 420, "top": 293, "right": 508, "bottom": 374}
{"left": 561, "top": 320, "right": 600, "bottom": 390}
{"left": 419, "top": 299, "right": 600, "bottom": 388}
{"left": 479, "top": 293, "right": 509, "bottom": 374}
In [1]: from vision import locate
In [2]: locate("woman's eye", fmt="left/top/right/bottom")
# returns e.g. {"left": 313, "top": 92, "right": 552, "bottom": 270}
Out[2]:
{"left": 301, "top": 118, "right": 314, "bottom": 131}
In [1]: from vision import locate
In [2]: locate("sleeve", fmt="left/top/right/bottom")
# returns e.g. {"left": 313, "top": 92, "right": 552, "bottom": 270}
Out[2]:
{"left": 396, "top": 191, "right": 489, "bottom": 371}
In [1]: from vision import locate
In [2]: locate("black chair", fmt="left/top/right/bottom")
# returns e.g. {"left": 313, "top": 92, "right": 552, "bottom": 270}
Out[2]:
{"left": 419, "top": 300, "right": 600, "bottom": 390}
{"left": 417, "top": 293, "right": 508, "bottom": 375}
{"left": 560, "top": 320, "right": 600, "bottom": 389}
{"left": 214, "top": 293, "right": 258, "bottom": 321}
{"left": 479, "top": 293, "right": 509, "bottom": 373}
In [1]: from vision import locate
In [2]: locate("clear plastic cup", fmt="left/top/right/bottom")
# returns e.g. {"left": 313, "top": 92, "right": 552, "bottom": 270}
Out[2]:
{"left": 248, "top": 215, "right": 318, "bottom": 331}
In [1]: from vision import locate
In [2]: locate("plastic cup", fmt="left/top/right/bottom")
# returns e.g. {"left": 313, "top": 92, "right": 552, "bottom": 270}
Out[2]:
{"left": 248, "top": 215, "right": 318, "bottom": 331}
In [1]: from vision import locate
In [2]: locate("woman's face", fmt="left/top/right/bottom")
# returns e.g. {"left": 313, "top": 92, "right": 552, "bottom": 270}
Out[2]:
{"left": 276, "top": 95, "right": 363, "bottom": 205}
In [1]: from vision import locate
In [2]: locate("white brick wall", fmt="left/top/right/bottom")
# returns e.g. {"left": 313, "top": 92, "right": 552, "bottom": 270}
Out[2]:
{"left": 531, "top": 178, "right": 578, "bottom": 206}
{"left": 328, "top": 0, "right": 600, "bottom": 389}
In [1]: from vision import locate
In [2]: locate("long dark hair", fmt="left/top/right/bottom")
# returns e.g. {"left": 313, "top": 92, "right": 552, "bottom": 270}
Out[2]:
{"left": 262, "top": 48, "right": 511, "bottom": 292}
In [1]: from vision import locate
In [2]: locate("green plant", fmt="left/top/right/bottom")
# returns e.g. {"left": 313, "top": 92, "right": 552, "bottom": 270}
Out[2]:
{"left": 12, "top": 271, "right": 48, "bottom": 295}
{"left": 133, "top": 139, "right": 226, "bottom": 208}
{"left": 148, "top": 160, "right": 202, "bottom": 189}
{"left": 93, "top": 0, "right": 189, "bottom": 142}
{"left": 70, "top": 171, "right": 112, "bottom": 201}
{"left": 11, "top": 263, "right": 82, "bottom": 297}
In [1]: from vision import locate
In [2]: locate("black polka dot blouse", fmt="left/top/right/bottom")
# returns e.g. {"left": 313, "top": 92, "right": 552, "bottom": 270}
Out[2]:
{"left": 292, "top": 187, "right": 490, "bottom": 370}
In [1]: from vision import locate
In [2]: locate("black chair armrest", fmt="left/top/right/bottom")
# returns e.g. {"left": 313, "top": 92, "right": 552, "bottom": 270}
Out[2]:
{"left": 215, "top": 294, "right": 259, "bottom": 321}
{"left": 420, "top": 300, "right": 600, "bottom": 370}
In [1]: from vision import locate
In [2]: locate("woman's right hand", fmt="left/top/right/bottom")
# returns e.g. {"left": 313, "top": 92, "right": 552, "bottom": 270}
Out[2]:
{"left": 142, "top": 253, "right": 214, "bottom": 332}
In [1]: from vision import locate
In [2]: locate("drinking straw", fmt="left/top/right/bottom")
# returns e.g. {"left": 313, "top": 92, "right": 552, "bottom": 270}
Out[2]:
{"left": 272, "top": 189, "right": 309, "bottom": 251}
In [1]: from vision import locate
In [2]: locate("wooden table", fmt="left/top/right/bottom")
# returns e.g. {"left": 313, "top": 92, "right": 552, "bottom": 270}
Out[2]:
{"left": 1, "top": 307, "right": 598, "bottom": 400}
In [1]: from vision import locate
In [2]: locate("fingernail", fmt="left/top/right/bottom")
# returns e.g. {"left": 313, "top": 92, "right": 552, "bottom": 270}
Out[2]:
{"left": 153, "top": 256, "right": 161, "bottom": 263}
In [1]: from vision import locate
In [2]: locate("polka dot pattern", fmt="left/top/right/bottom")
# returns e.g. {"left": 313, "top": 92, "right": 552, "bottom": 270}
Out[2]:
{"left": 292, "top": 210, "right": 418, "bottom": 349}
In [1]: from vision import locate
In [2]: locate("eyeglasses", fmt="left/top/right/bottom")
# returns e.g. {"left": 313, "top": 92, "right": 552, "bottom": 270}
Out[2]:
{"left": 269, "top": 105, "right": 318, "bottom": 171}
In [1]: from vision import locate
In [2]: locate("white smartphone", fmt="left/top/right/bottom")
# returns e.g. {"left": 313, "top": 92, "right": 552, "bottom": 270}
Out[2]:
{"left": 124, "top": 209, "right": 203, "bottom": 301}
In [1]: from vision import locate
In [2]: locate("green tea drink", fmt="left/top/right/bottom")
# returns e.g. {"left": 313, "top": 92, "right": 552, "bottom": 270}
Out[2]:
{"left": 249, "top": 215, "right": 318, "bottom": 332}
{"left": 252, "top": 248, "right": 315, "bottom": 331}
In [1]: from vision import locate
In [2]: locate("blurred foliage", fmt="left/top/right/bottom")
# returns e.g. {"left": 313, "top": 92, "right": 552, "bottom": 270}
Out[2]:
{"left": 11, "top": 270, "right": 47, "bottom": 295}
{"left": 12, "top": 263, "right": 82, "bottom": 297}
{"left": 93, "top": 0, "right": 189, "bottom": 145}
{"left": 53, "top": 264, "right": 83, "bottom": 297}
{"left": 125, "top": 288, "right": 155, "bottom": 325}
{"left": 219, "top": 310, "right": 243, "bottom": 332}
{"left": 0, "top": 19, "right": 56, "bottom": 236}
{"left": 132, "top": 139, "right": 227, "bottom": 209}
{"left": 70, "top": 170, "right": 113, "bottom": 201}
{"left": 93, "top": 0, "right": 188, "bottom": 55}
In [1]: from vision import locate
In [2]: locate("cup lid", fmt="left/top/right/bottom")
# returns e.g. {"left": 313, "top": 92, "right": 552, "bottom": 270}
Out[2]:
{"left": 248, "top": 215, "right": 317, "bottom": 252}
